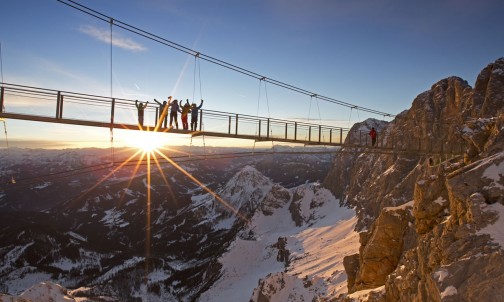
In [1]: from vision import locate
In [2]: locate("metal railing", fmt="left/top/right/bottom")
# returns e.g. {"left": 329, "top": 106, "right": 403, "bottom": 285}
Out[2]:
{"left": 345, "top": 129, "right": 465, "bottom": 155}
{"left": 0, "top": 82, "right": 349, "bottom": 145}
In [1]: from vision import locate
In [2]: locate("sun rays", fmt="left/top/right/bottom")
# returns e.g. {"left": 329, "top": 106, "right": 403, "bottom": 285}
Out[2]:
{"left": 75, "top": 130, "right": 248, "bottom": 277}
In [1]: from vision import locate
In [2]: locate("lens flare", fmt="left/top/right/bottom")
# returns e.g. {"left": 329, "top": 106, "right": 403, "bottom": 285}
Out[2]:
{"left": 124, "top": 131, "right": 166, "bottom": 152}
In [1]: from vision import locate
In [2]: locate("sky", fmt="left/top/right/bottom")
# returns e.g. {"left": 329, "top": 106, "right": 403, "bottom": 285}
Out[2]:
{"left": 0, "top": 0, "right": 503, "bottom": 149}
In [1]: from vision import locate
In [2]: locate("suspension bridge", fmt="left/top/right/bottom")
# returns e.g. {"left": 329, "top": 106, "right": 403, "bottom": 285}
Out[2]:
{"left": 0, "top": 82, "right": 465, "bottom": 156}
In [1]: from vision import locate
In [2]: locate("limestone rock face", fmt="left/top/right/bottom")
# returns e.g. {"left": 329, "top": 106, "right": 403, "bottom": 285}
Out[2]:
{"left": 324, "top": 74, "right": 476, "bottom": 231}
{"left": 343, "top": 254, "right": 360, "bottom": 292}
{"left": 471, "top": 57, "right": 504, "bottom": 117}
{"left": 413, "top": 164, "right": 452, "bottom": 235}
{"left": 387, "top": 148, "right": 504, "bottom": 302}
{"left": 350, "top": 202, "right": 415, "bottom": 293}
{"left": 325, "top": 57, "right": 504, "bottom": 302}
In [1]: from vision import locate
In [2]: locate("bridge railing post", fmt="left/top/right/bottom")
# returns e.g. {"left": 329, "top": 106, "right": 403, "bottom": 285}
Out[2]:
{"left": 110, "top": 98, "right": 115, "bottom": 128}
{"left": 199, "top": 110, "right": 203, "bottom": 131}
{"left": 340, "top": 128, "right": 343, "bottom": 144}
{"left": 258, "top": 119, "right": 262, "bottom": 137}
{"left": 228, "top": 116, "right": 231, "bottom": 134}
{"left": 285, "top": 122, "right": 288, "bottom": 139}
{"left": 58, "top": 95, "right": 64, "bottom": 119}
{"left": 318, "top": 125, "right": 322, "bottom": 143}
{"left": 56, "top": 91, "right": 61, "bottom": 119}
{"left": 329, "top": 129, "right": 332, "bottom": 144}
{"left": 267, "top": 118, "right": 270, "bottom": 139}
{"left": 0, "top": 86, "right": 4, "bottom": 113}
{"left": 235, "top": 114, "right": 239, "bottom": 135}
{"left": 294, "top": 122, "right": 297, "bottom": 141}
{"left": 308, "top": 126, "right": 311, "bottom": 142}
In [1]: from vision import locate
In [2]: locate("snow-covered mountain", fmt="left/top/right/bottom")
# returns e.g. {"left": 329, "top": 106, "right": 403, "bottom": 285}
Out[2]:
{"left": 200, "top": 182, "right": 358, "bottom": 302}
{"left": 0, "top": 146, "right": 337, "bottom": 301}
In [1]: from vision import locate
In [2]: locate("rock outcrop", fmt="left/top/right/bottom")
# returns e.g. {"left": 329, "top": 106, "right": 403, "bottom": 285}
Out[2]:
{"left": 350, "top": 202, "right": 416, "bottom": 292}
{"left": 325, "top": 58, "right": 504, "bottom": 301}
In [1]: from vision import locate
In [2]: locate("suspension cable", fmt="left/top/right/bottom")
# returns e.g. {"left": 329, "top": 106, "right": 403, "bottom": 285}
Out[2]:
{"left": 305, "top": 95, "right": 313, "bottom": 140}
{"left": 253, "top": 78, "right": 262, "bottom": 152}
{"left": 55, "top": 0, "right": 395, "bottom": 118}
{"left": 109, "top": 18, "right": 115, "bottom": 166}
{"left": 263, "top": 80, "right": 273, "bottom": 147}
{"left": 193, "top": 55, "right": 197, "bottom": 103}
{"left": 0, "top": 42, "right": 4, "bottom": 87}
{"left": 1, "top": 119, "right": 14, "bottom": 184}
{"left": 315, "top": 95, "right": 325, "bottom": 141}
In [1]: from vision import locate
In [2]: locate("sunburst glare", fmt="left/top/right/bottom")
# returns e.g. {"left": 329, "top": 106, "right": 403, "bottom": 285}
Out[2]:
{"left": 124, "top": 131, "right": 168, "bottom": 152}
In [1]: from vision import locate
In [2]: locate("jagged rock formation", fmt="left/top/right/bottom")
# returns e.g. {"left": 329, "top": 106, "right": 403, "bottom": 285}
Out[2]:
{"left": 324, "top": 58, "right": 504, "bottom": 301}
{"left": 350, "top": 202, "right": 416, "bottom": 292}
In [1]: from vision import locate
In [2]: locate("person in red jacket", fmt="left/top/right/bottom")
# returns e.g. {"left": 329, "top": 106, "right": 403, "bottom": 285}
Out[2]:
{"left": 369, "top": 127, "right": 377, "bottom": 147}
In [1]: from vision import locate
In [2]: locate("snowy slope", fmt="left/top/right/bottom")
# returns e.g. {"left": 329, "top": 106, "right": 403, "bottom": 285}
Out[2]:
{"left": 200, "top": 183, "right": 359, "bottom": 302}
{"left": 186, "top": 165, "right": 274, "bottom": 230}
{"left": 0, "top": 281, "right": 76, "bottom": 302}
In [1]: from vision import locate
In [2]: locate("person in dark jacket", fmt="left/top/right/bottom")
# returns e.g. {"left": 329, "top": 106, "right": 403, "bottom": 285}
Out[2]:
{"left": 169, "top": 99, "right": 180, "bottom": 129}
{"left": 135, "top": 100, "right": 148, "bottom": 127}
{"left": 154, "top": 96, "right": 170, "bottom": 128}
{"left": 190, "top": 99, "right": 204, "bottom": 131}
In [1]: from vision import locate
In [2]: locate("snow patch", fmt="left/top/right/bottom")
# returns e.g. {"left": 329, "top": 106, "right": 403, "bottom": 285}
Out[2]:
{"left": 482, "top": 157, "right": 504, "bottom": 182}
{"left": 441, "top": 285, "right": 457, "bottom": 298}
{"left": 94, "top": 257, "right": 144, "bottom": 284}
{"left": 67, "top": 231, "right": 87, "bottom": 242}
{"left": 433, "top": 196, "right": 447, "bottom": 206}
{"left": 32, "top": 181, "right": 52, "bottom": 190}
{"left": 0, "top": 242, "right": 35, "bottom": 274}
{"left": 433, "top": 268, "right": 448, "bottom": 282}
{"left": 347, "top": 285, "right": 385, "bottom": 301}
{"left": 384, "top": 200, "right": 414, "bottom": 212}
{"left": 477, "top": 203, "right": 504, "bottom": 248}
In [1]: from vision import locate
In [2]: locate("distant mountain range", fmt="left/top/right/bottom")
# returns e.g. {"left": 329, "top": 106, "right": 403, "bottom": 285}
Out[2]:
{"left": 0, "top": 145, "right": 337, "bottom": 301}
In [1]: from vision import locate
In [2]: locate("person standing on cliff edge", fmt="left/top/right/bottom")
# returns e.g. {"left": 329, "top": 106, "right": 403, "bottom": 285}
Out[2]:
{"left": 369, "top": 127, "right": 377, "bottom": 147}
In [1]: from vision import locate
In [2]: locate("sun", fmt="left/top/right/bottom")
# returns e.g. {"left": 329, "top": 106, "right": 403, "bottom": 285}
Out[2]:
{"left": 124, "top": 131, "right": 166, "bottom": 152}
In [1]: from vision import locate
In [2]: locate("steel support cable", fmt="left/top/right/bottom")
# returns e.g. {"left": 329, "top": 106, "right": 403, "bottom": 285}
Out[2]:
{"left": 1, "top": 116, "right": 14, "bottom": 183}
{"left": 315, "top": 95, "right": 325, "bottom": 141}
{"left": 109, "top": 17, "right": 115, "bottom": 166}
{"left": 55, "top": 0, "right": 394, "bottom": 118}
{"left": 253, "top": 79, "right": 262, "bottom": 151}
{"left": 304, "top": 95, "right": 313, "bottom": 141}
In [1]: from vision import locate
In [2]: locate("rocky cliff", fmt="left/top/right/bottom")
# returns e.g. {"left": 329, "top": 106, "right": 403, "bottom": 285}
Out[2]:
{"left": 324, "top": 58, "right": 504, "bottom": 301}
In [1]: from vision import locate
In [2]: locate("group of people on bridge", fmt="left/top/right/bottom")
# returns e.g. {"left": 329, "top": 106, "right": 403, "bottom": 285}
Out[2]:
{"left": 135, "top": 96, "right": 204, "bottom": 131}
